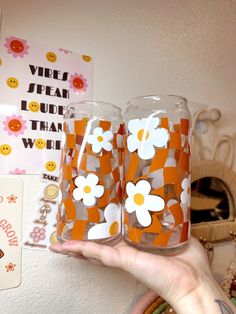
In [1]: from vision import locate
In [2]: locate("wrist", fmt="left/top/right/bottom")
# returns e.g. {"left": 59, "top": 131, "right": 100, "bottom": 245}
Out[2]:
{"left": 172, "top": 272, "right": 234, "bottom": 314}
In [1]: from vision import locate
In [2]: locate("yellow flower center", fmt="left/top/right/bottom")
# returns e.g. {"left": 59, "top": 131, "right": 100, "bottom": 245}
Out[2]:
{"left": 109, "top": 221, "right": 119, "bottom": 235}
{"left": 137, "top": 129, "right": 149, "bottom": 141}
{"left": 83, "top": 186, "right": 91, "bottom": 193}
{"left": 133, "top": 193, "right": 145, "bottom": 206}
{"left": 97, "top": 135, "right": 103, "bottom": 142}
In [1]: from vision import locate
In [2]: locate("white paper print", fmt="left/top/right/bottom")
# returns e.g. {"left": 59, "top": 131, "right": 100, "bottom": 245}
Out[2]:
{"left": 0, "top": 35, "right": 93, "bottom": 175}
{"left": 0, "top": 179, "right": 23, "bottom": 290}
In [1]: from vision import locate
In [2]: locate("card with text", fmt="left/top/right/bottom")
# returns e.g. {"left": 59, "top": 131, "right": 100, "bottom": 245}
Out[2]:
{"left": 0, "top": 35, "right": 93, "bottom": 175}
{"left": 0, "top": 178, "right": 23, "bottom": 290}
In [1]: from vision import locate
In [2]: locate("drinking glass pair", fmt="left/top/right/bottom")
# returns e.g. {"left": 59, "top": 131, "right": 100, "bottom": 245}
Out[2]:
{"left": 57, "top": 95, "right": 191, "bottom": 253}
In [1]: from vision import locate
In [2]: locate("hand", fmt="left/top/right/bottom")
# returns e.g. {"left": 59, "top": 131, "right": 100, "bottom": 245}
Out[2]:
{"left": 50, "top": 237, "right": 234, "bottom": 314}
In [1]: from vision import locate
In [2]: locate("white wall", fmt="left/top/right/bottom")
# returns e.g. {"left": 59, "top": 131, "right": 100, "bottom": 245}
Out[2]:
{"left": 0, "top": 1, "right": 236, "bottom": 313}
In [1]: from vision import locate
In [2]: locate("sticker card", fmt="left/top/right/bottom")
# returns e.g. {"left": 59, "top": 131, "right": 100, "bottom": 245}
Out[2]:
{"left": 0, "top": 178, "right": 23, "bottom": 290}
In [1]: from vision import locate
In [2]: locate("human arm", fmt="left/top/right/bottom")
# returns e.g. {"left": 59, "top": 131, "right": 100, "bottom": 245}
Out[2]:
{"left": 50, "top": 237, "right": 235, "bottom": 314}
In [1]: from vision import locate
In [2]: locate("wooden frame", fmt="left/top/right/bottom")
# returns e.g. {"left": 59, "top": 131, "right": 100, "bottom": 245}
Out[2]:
{"left": 191, "top": 160, "right": 236, "bottom": 242}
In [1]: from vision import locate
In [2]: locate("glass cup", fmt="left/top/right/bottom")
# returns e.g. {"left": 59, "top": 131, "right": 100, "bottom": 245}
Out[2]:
{"left": 123, "top": 95, "right": 191, "bottom": 253}
{"left": 57, "top": 101, "right": 123, "bottom": 245}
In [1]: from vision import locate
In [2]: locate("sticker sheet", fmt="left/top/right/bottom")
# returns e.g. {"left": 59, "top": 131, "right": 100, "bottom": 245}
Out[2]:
{"left": 23, "top": 174, "right": 59, "bottom": 250}
{"left": 0, "top": 179, "right": 23, "bottom": 290}
{"left": 0, "top": 35, "right": 93, "bottom": 175}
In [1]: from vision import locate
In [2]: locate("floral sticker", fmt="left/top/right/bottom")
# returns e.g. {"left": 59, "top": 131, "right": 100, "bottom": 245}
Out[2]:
{"left": 30, "top": 227, "right": 46, "bottom": 242}
{"left": 73, "top": 173, "right": 104, "bottom": 206}
{"left": 9, "top": 168, "right": 26, "bottom": 175}
{"left": 5, "top": 262, "right": 16, "bottom": 272}
{"left": 3, "top": 115, "right": 27, "bottom": 136}
{"left": 127, "top": 118, "right": 169, "bottom": 160}
{"left": 69, "top": 73, "right": 88, "bottom": 93}
{"left": 4, "top": 36, "right": 29, "bottom": 58}
{"left": 88, "top": 203, "right": 120, "bottom": 239}
{"left": 125, "top": 180, "right": 165, "bottom": 227}
{"left": 88, "top": 127, "right": 113, "bottom": 153}
{"left": 180, "top": 176, "right": 191, "bottom": 207}
{"left": 7, "top": 194, "right": 18, "bottom": 203}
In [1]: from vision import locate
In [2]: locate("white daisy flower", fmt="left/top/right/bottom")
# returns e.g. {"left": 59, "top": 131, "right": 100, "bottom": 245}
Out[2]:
{"left": 125, "top": 180, "right": 165, "bottom": 227}
{"left": 127, "top": 118, "right": 169, "bottom": 160}
{"left": 88, "top": 203, "right": 121, "bottom": 239}
{"left": 88, "top": 127, "right": 113, "bottom": 153}
{"left": 72, "top": 173, "right": 104, "bottom": 207}
{"left": 180, "top": 176, "right": 191, "bottom": 207}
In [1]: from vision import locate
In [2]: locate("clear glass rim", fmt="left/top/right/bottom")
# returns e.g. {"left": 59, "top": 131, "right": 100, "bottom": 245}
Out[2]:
{"left": 67, "top": 100, "right": 121, "bottom": 113}
{"left": 127, "top": 94, "right": 187, "bottom": 109}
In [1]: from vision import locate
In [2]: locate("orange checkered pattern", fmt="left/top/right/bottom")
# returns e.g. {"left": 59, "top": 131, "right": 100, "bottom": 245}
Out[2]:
{"left": 123, "top": 118, "right": 190, "bottom": 248}
{"left": 57, "top": 119, "right": 123, "bottom": 240}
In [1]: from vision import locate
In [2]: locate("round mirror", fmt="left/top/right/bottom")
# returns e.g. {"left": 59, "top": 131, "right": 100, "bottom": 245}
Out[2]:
{"left": 191, "top": 177, "right": 232, "bottom": 223}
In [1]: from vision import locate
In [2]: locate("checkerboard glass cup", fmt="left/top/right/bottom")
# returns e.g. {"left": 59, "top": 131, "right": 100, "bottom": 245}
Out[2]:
{"left": 57, "top": 101, "right": 123, "bottom": 245}
{"left": 123, "top": 95, "right": 191, "bottom": 253}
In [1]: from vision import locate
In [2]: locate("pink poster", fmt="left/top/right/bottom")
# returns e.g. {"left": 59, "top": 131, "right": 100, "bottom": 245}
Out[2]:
{"left": 0, "top": 35, "right": 93, "bottom": 175}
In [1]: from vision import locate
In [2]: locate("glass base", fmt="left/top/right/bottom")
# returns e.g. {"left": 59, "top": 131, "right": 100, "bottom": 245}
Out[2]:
{"left": 123, "top": 236, "right": 189, "bottom": 256}
{"left": 57, "top": 232, "right": 121, "bottom": 247}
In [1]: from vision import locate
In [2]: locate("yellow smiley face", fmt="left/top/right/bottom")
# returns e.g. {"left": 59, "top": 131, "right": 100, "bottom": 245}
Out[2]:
{"left": 82, "top": 55, "right": 92, "bottom": 62}
{"left": 50, "top": 231, "right": 58, "bottom": 244}
{"left": 44, "top": 184, "right": 59, "bottom": 200}
{"left": 46, "top": 52, "right": 57, "bottom": 63}
{"left": 28, "top": 101, "right": 40, "bottom": 112}
{"left": 35, "top": 138, "right": 46, "bottom": 149}
{"left": 0, "top": 144, "right": 12, "bottom": 155}
{"left": 45, "top": 161, "right": 56, "bottom": 172}
{"left": 7, "top": 77, "right": 19, "bottom": 88}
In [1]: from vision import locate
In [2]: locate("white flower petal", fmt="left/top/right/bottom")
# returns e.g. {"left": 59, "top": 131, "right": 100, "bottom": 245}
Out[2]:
{"left": 125, "top": 197, "right": 136, "bottom": 213}
{"left": 87, "top": 134, "right": 95, "bottom": 144}
{"left": 153, "top": 128, "right": 169, "bottom": 147}
{"left": 136, "top": 208, "right": 152, "bottom": 227}
{"left": 144, "top": 117, "right": 159, "bottom": 130}
{"left": 138, "top": 141, "right": 155, "bottom": 160}
{"left": 128, "top": 119, "right": 141, "bottom": 134}
{"left": 180, "top": 191, "right": 187, "bottom": 204}
{"left": 94, "top": 185, "right": 104, "bottom": 198}
{"left": 83, "top": 195, "right": 96, "bottom": 206}
{"left": 93, "top": 127, "right": 103, "bottom": 136}
{"left": 103, "top": 130, "right": 113, "bottom": 141}
{"left": 87, "top": 173, "right": 99, "bottom": 186}
{"left": 127, "top": 134, "right": 139, "bottom": 153}
{"left": 145, "top": 195, "right": 165, "bottom": 212}
{"left": 182, "top": 178, "right": 190, "bottom": 190}
{"left": 92, "top": 142, "right": 102, "bottom": 153}
{"left": 72, "top": 188, "right": 83, "bottom": 201}
{"left": 104, "top": 203, "right": 119, "bottom": 223}
{"left": 102, "top": 141, "right": 113, "bottom": 151}
{"left": 88, "top": 223, "right": 110, "bottom": 239}
{"left": 74, "top": 176, "right": 86, "bottom": 188}
{"left": 126, "top": 182, "right": 135, "bottom": 197}
{"left": 136, "top": 180, "right": 151, "bottom": 195}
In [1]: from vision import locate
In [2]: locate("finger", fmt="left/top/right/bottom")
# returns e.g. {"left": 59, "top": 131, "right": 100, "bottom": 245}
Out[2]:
{"left": 60, "top": 240, "right": 124, "bottom": 268}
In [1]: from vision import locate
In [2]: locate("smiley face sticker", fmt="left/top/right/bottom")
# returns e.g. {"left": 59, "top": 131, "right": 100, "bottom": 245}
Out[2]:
{"left": 35, "top": 138, "right": 46, "bottom": 149}
{"left": 44, "top": 184, "right": 59, "bottom": 200}
{"left": 6, "top": 77, "right": 19, "bottom": 89}
{"left": 0, "top": 144, "right": 12, "bottom": 156}
{"left": 46, "top": 52, "right": 57, "bottom": 63}
{"left": 45, "top": 161, "right": 56, "bottom": 172}
{"left": 28, "top": 101, "right": 40, "bottom": 112}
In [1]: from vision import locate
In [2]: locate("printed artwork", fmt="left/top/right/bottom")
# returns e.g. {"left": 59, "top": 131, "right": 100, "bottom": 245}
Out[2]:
{"left": 57, "top": 118, "right": 123, "bottom": 241}
{"left": 0, "top": 179, "right": 23, "bottom": 290}
{"left": 123, "top": 117, "right": 190, "bottom": 248}
{"left": 0, "top": 35, "right": 93, "bottom": 175}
